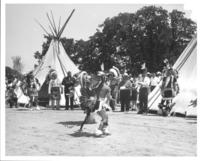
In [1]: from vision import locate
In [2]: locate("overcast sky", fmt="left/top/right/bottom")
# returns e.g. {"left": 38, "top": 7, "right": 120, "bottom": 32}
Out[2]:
{"left": 6, "top": 4, "right": 194, "bottom": 73}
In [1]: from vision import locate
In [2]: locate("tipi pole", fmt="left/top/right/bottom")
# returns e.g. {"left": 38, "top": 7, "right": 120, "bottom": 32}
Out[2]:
{"left": 50, "top": 10, "right": 58, "bottom": 36}
{"left": 34, "top": 19, "right": 50, "bottom": 36}
{"left": 48, "top": 25, "right": 55, "bottom": 36}
{"left": 58, "top": 16, "right": 61, "bottom": 34}
{"left": 176, "top": 39, "right": 197, "bottom": 71}
{"left": 58, "top": 9, "right": 75, "bottom": 39}
{"left": 46, "top": 13, "right": 57, "bottom": 36}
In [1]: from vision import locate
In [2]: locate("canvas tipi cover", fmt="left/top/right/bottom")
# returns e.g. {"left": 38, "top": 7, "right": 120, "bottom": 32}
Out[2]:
{"left": 33, "top": 39, "right": 80, "bottom": 106}
{"left": 148, "top": 35, "right": 197, "bottom": 117}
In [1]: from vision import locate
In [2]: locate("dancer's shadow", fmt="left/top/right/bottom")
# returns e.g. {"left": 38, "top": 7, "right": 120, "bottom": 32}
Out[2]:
{"left": 57, "top": 121, "right": 83, "bottom": 128}
{"left": 69, "top": 130, "right": 105, "bottom": 138}
{"left": 57, "top": 120, "right": 96, "bottom": 128}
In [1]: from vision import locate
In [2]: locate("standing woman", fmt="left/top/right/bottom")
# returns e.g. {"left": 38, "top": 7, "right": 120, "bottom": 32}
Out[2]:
{"left": 48, "top": 71, "right": 63, "bottom": 110}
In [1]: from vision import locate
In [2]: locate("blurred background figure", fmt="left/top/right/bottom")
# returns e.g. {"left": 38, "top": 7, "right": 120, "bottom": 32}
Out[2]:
{"left": 6, "top": 76, "right": 18, "bottom": 108}
{"left": 26, "top": 73, "right": 40, "bottom": 110}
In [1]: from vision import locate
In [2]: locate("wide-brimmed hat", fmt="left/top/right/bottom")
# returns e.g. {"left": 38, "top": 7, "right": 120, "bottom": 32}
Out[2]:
{"left": 147, "top": 72, "right": 151, "bottom": 76}
{"left": 156, "top": 71, "right": 161, "bottom": 75}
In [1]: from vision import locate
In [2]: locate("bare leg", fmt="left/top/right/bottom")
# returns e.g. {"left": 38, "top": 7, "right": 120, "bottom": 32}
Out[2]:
{"left": 97, "top": 109, "right": 110, "bottom": 135}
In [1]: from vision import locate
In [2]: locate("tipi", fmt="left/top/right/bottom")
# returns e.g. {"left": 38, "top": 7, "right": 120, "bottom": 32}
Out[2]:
{"left": 33, "top": 9, "right": 80, "bottom": 106}
{"left": 148, "top": 35, "right": 197, "bottom": 117}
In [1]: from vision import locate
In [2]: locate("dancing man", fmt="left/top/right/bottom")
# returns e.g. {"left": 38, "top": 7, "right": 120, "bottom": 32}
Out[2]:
{"left": 79, "top": 71, "right": 111, "bottom": 136}
{"left": 158, "top": 68, "right": 178, "bottom": 115}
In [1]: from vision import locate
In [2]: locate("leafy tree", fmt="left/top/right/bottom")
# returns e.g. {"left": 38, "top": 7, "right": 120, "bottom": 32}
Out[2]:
{"left": 169, "top": 9, "right": 197, "bottom": 64}
{"left": 33, "top": 5, "right": 196, "bottom": 75}
{"left": 6, "top": 66, "right": 23, "bottom": 80}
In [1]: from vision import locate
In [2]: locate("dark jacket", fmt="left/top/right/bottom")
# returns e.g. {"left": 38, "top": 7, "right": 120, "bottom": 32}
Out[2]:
{"left": 62, "top": 76, "right": 75, "bottom": 93}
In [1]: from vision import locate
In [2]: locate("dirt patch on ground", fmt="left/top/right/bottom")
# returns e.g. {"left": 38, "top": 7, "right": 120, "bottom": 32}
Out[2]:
{"left": 6, "top": 107, "right": 197, "bottom": 156}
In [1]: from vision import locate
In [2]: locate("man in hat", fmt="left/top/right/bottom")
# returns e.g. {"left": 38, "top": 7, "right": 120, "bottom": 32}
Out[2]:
{"left": 119, "top": 73, "right": 132, "bottom": 112}
{"left": 138, "top": 70, "right": 150, "bottom": 114}
{"left": 62, "top": 71, "right": 76, "bottom": 110}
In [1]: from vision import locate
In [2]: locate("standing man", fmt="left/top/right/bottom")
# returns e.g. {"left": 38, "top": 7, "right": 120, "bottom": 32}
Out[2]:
{"left": 138, "top": 70, "right": 150, "bottom": 114}
{"left": 119, "top": 73, "right": 132, "bottom": 112}
{"left": 62, "top": 71, "right": 75, "bottom": 110}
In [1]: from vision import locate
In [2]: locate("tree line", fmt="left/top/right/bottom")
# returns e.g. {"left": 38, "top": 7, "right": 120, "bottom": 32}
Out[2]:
{"left": 34, "top": 6, "right": 196, "bottom": 76}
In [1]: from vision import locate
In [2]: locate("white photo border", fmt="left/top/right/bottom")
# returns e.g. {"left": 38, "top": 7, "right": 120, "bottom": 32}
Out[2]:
{"left": 1, "top": 0, "right": 199, "bottom": 160}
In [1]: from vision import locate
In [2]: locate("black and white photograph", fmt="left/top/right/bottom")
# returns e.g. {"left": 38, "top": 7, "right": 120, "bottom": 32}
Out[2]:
{"left": 0, "top": 0, "right": 199, "bottom": 159}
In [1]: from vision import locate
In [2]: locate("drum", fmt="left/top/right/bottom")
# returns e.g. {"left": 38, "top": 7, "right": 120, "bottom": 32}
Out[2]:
{"left": 162, "top": 88, "right": 175, "bottom": 100}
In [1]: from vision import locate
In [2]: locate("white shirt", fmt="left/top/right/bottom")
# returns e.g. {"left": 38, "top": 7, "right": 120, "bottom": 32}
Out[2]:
{"left": 139, "top": 76, "right": 150, "bottom": 87}
{"left": 150, "top": 77, "right": 159, "bottom": 86}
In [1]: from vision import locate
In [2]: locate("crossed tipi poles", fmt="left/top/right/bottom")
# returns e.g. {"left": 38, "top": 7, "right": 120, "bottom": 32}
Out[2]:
{"left": 34, "top": 9, "right": 75, "bottom": 76}
{"left": 35, "top": 9, "right": 75, "bottom": 40}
